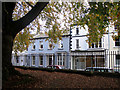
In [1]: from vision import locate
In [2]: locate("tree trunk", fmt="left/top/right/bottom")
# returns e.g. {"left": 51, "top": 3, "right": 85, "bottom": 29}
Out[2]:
{"left": 2, "top": 34, "right": 18, "bottom": 80}
{"left": 2, "top": 2, "right": 48, "bottom": 81}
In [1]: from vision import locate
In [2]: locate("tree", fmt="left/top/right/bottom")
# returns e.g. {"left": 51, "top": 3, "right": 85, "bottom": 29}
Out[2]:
{"left": 40, "top": 1, "right": 120, "bottom": 45}
{"left": 85, "top": 2, "right": 120, "bottom": 45}
{"left": 3, "top": 1, "right": 119, "bottom": 80}
{"left": 12, "top": 1, "right": 119, "bottom": 56}
{"left": 12, "top": 2, "right": 42, "bottom": 54}
{"left": 2, "top": 2, "right": 48, "bottom": 80}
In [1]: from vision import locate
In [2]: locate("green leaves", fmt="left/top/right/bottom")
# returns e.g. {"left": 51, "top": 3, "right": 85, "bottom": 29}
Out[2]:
{"left": 83, "top": 2, "right": 120, "bottom": 44}
{"left": 13, "top": 27, "right": 33, "bottom": 54}
{"left": 12, "top": 1, "right": 120, "bottom": 52}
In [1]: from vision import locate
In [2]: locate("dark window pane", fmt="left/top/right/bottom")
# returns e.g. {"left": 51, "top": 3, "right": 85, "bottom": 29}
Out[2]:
{"left": 76, "top": 39, "right": 79, "bottom": 49}
{"left": 92, "top": 43, "right": 94, "bottom": 48}
{"left": 116, "top": 55, "right": 120, "bottom": 65}
{"left": 115, "top": 37, "right": 120, "bottom": 46}
{"left": 76, "top": 28, "right": 79, "bottom": 35}
{"left": 41, "top": 45, "right": 43, "bottom": 48}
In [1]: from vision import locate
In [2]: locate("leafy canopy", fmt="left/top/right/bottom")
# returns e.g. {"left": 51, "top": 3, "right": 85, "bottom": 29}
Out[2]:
{"left": 12, "top": 1, "right": 120, "bottom": 53}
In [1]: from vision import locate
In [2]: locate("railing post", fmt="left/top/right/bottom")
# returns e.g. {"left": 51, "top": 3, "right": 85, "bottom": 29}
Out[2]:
{"left": 91, "top": 52, "right": 93, "bottom": 68}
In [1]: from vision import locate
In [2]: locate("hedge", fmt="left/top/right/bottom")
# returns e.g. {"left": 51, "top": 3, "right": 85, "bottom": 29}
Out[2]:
{"left": 14, "top": 66, "right": 120, "bottom": 78}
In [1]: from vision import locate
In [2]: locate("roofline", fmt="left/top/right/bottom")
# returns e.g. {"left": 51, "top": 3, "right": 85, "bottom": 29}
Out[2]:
{"left": 71, "top": 50, "right": 106, "bottom": 52}
{"left": 30, "top": 34, "right": 70, "bottom": 40}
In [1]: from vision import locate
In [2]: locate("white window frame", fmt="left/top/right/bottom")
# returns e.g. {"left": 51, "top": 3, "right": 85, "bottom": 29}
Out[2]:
{"left": 39, "top": 55, "right": 43, "bottom": 66}
{"left": 57, "top": 53, "right": 65, "bottom": 66}
{"left": 58, "top": 40, "right": 63, "bottom": 49}
{"left": 32, "top": 41, "right": 35, "bottom": 50}
{"left": 32, "top": 56, "right": 35, "bottom": 66}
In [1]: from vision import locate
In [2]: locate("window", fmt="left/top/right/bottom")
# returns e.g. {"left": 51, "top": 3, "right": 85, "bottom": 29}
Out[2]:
{"left": 39, "top": 41, "right": 43, "bottom": 50}
{"left": 115, "top": 25, "right": 119, "bottom": 30}
{"left": 21, "top": 60, "right": 23, "bottom": 62}
{"left": 76, "top": 39, "right": 79, "bottom": 49}
{"left": 48, "top": 42, "right": 53, "bottom": 50}
{"left": 16, "top": 56, "right": 19, "bottom": 63}
{"left": 32, "top": 56, "right": 35, "bottom": 65}
{"left": 39, "top": 56, "right": 43, "bottom": 65}
{"left": 32, "top": 41, "right": 35, "bottom": 50}
{"left": 116, "top": 55, "right": 120, "bottom": 65}
{"left": 58, "top": 53, "right": 62, "bottom": 65}
{"left": 89, "top": 38, "right": 102, "bottom": 48}
{"left": 58, "top": 40, "right": 63, "bottom": 49}
{"left": 24, "top": 55, "right": 27, "bottom": 65}
{"left": 57, "top": 53, "right": 65, "bottom": 66}
{"left": 76, "top": 28, "right": 79, "bottom": 35}
{"left": 115, "top": 37, "right": 120, "bottom": 46}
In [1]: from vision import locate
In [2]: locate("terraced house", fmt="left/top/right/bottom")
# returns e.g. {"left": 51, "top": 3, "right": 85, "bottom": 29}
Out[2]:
{"left": 12, "top": 34, "right": 71, "bottom": 69}
{"left": 12, "top": 24, "right": 120, "bottom": 72}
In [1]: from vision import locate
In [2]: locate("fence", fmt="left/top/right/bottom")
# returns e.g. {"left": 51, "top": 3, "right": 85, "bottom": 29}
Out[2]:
{"left": 12, "top": 50, "right": 120, "bottom": 73}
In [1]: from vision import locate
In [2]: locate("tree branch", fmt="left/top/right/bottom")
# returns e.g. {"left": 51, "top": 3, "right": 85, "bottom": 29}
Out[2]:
{"left": 12, "top": 2, "right": 48, "bottom": 36}
{"left": 25, "top": 2, "right": 34, "bottom": 8}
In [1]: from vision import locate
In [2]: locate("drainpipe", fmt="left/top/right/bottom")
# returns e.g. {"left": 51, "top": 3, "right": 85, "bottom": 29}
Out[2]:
{"left": 69, "top": 26, "right": 72, "bottom": 69}
{"left": 108, "top": 23, "right": 110, "bottom": 50}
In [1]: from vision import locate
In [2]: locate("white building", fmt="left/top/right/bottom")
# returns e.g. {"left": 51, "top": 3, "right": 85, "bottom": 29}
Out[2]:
{"left": 70, "top": 24, "right": 120, "bottom": 71}
{"left": 12, "top": 24, "right": 120, "bottom": 72}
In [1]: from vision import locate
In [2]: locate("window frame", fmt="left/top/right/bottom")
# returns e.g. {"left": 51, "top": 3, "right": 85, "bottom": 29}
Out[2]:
{"left": 57, "top": 53, "right": 65, "bottom": 66}
{"left": 58, "top": 40, "right": 63, "bottom": 49}
{"left": 76, "top": 39, "right": 79, "bottom": 49}
{"left": 89, "top": 38, "right": 102, "bottom": 48}
{"left": 76, "top": 27, "right": 79, "bottom": 35}
{"left": 39, "top": 41, "right": 43, "bottom": 50}
{"left": 115, "top": 55, "right": 120, "bottom": 66}
{"left": 39, "top": 55, "right": 43, "bottom": 66}
{"left": 32, "top": 41, "right": 35, "bottom": 50}
{"left": 32, "top": 56, "right": 35, "bottom": 66}
{"left": 48, "top": 42, "right": 53, "bottom": 50}
{"left": 115, "top": 37, "right": 120, "bottom": 47}
{"left": 16, "top": 56, "right": 19, "bottom": 63}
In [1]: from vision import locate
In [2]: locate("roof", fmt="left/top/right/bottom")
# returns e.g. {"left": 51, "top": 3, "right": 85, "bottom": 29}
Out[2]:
{"left": 71, "top": 49, "right": 106, "bottom": 52}
{"left": 30, "top": 34, "right": 70, "bottom": 40}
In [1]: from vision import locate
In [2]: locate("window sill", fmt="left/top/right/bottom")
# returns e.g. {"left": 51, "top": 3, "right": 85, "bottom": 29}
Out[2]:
{"left": 113, "top": 46, "right": 120, "bottom": 48}
{"left": 31, "top": 49, "right": 35, "bottom": 51}
{"left": 39, "top": 49, "right": 43, "bottom": 51}
{"left": 58, "top": 48, "right": 64, "bottom": 50}
{"left": 48, "top": 49, "right": 53, "bottom": 50}
{"left": 39, "top": 65, "right": 43, "bottom": 67}
{"left": 75, "top": 48, "right": 80, "bottom": 50}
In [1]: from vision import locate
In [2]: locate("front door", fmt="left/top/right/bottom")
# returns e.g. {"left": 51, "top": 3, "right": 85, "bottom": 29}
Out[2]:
{"left": 49, "top": 55, "right": 52, "bottom": 65}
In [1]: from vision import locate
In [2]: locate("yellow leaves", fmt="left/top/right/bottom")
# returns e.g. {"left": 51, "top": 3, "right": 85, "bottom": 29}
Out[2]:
{"left": 96, "top": 14, "right": 99, "bottom": 17}
{"left": 48, "top": 9, "right": 51, "bottom": 13}
{"left": 13, "top": 28, "right": 33, "bottom": 53}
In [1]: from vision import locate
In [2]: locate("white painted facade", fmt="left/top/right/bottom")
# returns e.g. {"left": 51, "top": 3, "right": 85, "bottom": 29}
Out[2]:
{"left": 70, "top": 24, "right": 120, "bottom": 71}
{"left": 11, "top": 24, "right": 120, "bottom": 72}
{"left": 70, "top": 24, "right": 119, "bottom": 51}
